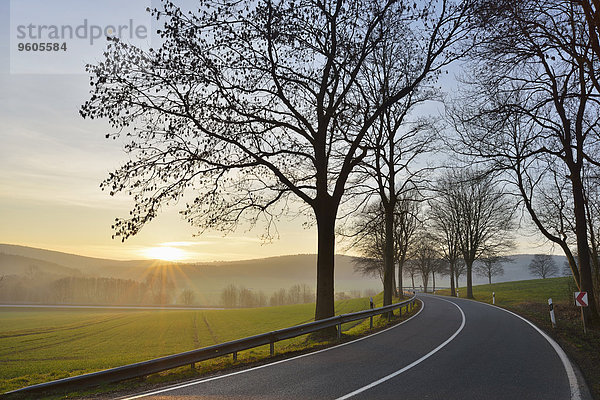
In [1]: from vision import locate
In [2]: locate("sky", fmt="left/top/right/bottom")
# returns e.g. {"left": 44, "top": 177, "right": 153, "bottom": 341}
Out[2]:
{"left": 0, "top": 0, "right": 554, "bottom": 262}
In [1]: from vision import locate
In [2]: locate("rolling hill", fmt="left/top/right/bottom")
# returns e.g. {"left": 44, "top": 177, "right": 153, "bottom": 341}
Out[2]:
{"left": 0, "top": 244, "right": 382, "bottom": 304}
{"left": 0, "top": 244, "right": 569, "bottom": 304}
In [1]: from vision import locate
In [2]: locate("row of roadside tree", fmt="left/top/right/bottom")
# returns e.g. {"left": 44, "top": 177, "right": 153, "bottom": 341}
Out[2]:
{"left": 82, "top": 0, "right": 600, "bottom": 327}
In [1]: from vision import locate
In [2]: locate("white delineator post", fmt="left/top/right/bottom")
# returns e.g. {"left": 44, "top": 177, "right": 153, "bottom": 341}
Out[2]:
{"left": 548, "top": 298, "right": 556, "bottom": 328}
{"left": 492, "top": 292, "right": 495, "bottom": 305}
{"left": 456, "top": 289, "right": 459, "bottom": 298}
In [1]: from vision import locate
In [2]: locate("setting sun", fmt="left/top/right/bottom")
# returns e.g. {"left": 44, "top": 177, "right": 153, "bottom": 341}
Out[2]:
{"left": 142, "top": 246, "right": 187, "bottom": 261}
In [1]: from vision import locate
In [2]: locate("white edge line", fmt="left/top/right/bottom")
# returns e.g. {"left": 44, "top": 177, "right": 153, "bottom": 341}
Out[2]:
{"left": 119, "top": 300, "right": 425, "bottom": 400}
{"left": 334, "top": 297, "right": 466, "bottom": 400}
{"left": 467, "top": 298, "right": 582, "bottom": 400}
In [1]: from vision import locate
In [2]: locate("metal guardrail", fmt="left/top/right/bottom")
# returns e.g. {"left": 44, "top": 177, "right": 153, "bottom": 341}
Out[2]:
{"left": 6, "top": 295, "right": 416, "bottom": 396}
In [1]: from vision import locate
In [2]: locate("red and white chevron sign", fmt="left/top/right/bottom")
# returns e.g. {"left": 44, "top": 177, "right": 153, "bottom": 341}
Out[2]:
{"left": 574, "top": 292, "right": 588, "bottom": 307}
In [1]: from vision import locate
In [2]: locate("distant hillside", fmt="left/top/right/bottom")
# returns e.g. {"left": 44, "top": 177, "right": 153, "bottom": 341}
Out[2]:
{"left": 172, "top": 254, "right": 380, "bottom": 303}
{"left": 423, "top": 254, "right": 568, "bottom": 289}
{"left": 0, "top": 244, "right": 381, "bottom": 304}
{"left": 0, "top": 244, "right": 570, "bottom": 304}
{"left": 0, "top": 244, "right": 152, "bottom": 278}
{"left": 0, "top": 253, "right": 83, "bottom": 278}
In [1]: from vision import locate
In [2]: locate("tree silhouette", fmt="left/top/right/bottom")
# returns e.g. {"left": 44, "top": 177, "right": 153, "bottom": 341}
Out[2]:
{"left": 528, "top": 254, "right": 559, "bottom": 279}
{"left": 348, "top": 191, "right": 421, "bottom": 295}
{"left": 410, "top": 230, "right": 440, "bottom": 293}
{"left": 429, "top": 172, "right": 463, "bottom": 296}
{"left": 474, "top": 256, "right": 507, "bottom": 284}
{"left": 451, "top": 0, "right": 600, "bottom": 322}
{"left": 81, "top": 0, "right": 471, "bottom": 323}
{"left": 437, "top": 169, "right": 514, "bottom": 298}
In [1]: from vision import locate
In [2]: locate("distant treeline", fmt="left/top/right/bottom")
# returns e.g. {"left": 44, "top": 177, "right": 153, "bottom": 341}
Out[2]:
{"left": 0, "top": 272, "right": 179, "bottom": 305}
{"left": 220, "top": 284, "right": 375, "bottom": 308}
{"left": 0, "top": 270, "right": 375, "bottom": 307}
{"left": 220, "top": 283, "right": 316, "bottom": 308}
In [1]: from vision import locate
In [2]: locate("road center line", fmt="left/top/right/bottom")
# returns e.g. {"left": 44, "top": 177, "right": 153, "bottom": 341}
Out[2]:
{"left": 334, "top": 297, "right": 466, "bottom": 400}
{"left": 119, "top": 300, "right": 425, "bottom": 400}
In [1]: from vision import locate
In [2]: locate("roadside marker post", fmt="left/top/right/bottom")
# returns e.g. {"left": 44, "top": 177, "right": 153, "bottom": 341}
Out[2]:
{"left": 574, "top": 292, "right": 589, "bottom": 334}
{"left": 492, "top": 292, "right": 495, "bottom": 305}
{"left": 548, "top": 298, "right": 556, "bottom": 328}
{"left": 369, "top": 297, "right": 374, "bottom": 329}
{"left": 456, "top": 289, "right": 459, "bottom": 298}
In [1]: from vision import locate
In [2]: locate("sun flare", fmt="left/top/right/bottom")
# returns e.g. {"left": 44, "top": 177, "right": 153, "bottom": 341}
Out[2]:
{"left": 143, "top": 246, "right": 187, "bottom": 261}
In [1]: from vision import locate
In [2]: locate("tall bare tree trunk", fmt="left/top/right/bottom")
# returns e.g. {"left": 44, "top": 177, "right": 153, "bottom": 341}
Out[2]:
{"left": 398, "top": 255, "right": 405, "bottom": 298}
{"left": 383, "top": 203, "right": 395, "bottom": 310}
{"left": 572, "top": 174, "right": 599, "bottom": 325}
{"left": 450, "top": 262, "right": 456, "bottom": 297}
{"left": 314, "top": 202, "right": 337, "bottom": 328}
{"left": 466, "top": 260, "right": 474, "bottom": 299}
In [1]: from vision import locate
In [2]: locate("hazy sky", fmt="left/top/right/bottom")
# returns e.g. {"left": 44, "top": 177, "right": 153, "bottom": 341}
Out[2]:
{"left": 0, "top": 0, "right": 553, "bottom": 262}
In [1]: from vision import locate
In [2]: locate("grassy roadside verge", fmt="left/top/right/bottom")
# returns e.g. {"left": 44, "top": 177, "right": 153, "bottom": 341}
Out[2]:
{"left": 437, "top": 278, "right": 600, "bottom": 400}
{"left": 2, "top": 294, "right": 420, "bottom": 399}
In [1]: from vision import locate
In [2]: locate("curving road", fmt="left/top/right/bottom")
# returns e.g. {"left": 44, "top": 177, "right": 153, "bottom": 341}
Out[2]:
{"left": 119, "top": 295, "right": 582, "bottom": 400}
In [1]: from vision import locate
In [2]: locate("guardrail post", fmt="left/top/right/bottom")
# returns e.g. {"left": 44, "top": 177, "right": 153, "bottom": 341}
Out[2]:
{"left": 270, "top": 342, "right": 274, "bottom": 356}
{"left": 369, "top": 297, "right": 374, "bottom": 328}
{"left": 190, "top": 362, "right": 195, "bottom": 370}
{"left": 233, "top": 351, "right": 237, "bottom": 362}
{"left": 337, "top": 322, "right": 342, "bottom": 339}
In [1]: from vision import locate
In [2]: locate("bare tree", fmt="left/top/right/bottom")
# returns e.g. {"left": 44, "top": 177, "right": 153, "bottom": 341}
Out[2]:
{"left": 529, "top": 254, "right": 559, "bottom": 279}
{"left": 404, "top": 259, "right": 419, "bottom": 291}
{"left": 144, "top": 270, "right": 175, "bottom": 305}
{"left": 394, "top": 191, "right": 421, "bottom": 295}
{"left": 573, "top": 0, "right": 600, "bottom": 94}
{"left": 450, "top": 0, "right": 600, "bottom": 322}
{"left": 350, "top": 203, "right": 387, "bottom": 285}
{"left": 432, "top": 169, "right": 514, "bottom": 298}
{"left": 349, "top": 191, "right": 421, "bottom": 295}
{"left": 353, "top": 256, "right": 385, "bottom": 286}
{"left": 429, "top": 172, "right": 463, "bottom": 296}
{"left": 270, "top": 288, "right": 288, "bottom": 307}
{"left": 354, "top": 54, "right": 438, "bottom": 306}
{"left": 82, "top": 0, "right": 471, "bottom": 324}
{"left": 221, "top": 284, "right": 238, "bottom": 308}
{"left": 411, "top": 230, "right": 440, "bottom": 293}
{"left": 474, "top": 257, "right": 507, "bottom": 285}
{"left": 454, "top": 259, "right": 466, "bottom": 288}
{"left": 179, "top": 289, "right": 195, "bottom": 306}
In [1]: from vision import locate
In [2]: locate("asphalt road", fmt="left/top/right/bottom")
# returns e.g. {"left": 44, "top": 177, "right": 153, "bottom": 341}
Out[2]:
{"left": 120, "top": 295, "right": 580, "bottom": 400}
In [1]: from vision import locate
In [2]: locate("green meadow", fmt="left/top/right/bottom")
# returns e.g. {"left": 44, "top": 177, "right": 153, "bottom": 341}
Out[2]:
{"left": 0, "top": 294, "right": 408, "bottom": 393}
{"left": 441, "top": 276, "right": 574, "bottom": 305}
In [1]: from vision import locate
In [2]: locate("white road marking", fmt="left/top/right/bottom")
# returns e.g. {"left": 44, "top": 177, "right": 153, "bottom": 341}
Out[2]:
{"left": 334, "top": 297, "right": 466, "bottom": 400}
{"left": 473, "top": 299, "right": 582, "bottom": 400}
{"left": 118, "top": 300, "right": 425, "bottom": 400}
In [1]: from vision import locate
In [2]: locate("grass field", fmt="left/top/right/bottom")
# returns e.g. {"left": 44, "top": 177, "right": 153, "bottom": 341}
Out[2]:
{"left": 0, "top": 293, "right": 409, "bottom": 394}
{"left": 439, "top": 277, "right": 600, "bottom": 399}
{"left": 443, "top": 276, "right": 574, "bottom": 305}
